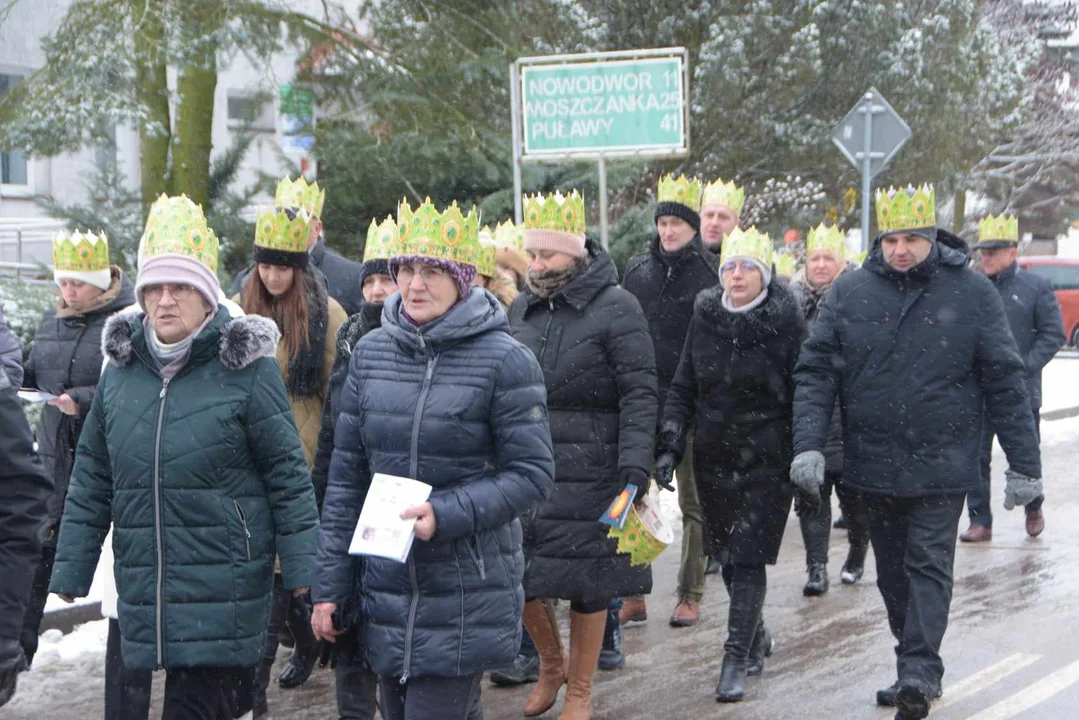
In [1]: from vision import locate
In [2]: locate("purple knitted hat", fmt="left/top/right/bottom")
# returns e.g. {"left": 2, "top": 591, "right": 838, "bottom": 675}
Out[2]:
{"left": 390, "top": 256, "right": 476, "bottom": 300}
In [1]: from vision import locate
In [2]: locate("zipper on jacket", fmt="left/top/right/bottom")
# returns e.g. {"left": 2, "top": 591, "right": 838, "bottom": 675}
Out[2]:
{"left": 234, "top": 499, "right": 252, "bottom": 561}
{"left": 402, "top": 353, "right": 439, "bottom": 684}
{"left": 152, "top": 378, "right": 171, "bottom": 668}
{"left": 537, "top": 304, "right": 556, "bottom": 365}
{"left": 463, "top": 536, "right": 487, "bottom": 580}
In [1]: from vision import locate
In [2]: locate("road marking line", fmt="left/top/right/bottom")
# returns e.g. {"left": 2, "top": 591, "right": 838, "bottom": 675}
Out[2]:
{"left": 963, "top": 658, "right": 1079, "bottom": 720}
{"left": 933, "top": 653, "right": 1041, "bottom": 710}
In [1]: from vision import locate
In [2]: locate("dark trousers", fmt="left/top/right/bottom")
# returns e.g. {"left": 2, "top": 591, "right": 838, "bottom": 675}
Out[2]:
{"left": 864, "top": 493, "right": 965, "bottom": 692}
{"left": 253, "top": 576, "right": 291, "bottom": 715}
{"left": 378, "top": 672, "right": 483, "bottom": 720}
{"left": 162, "top": 665, "right": 253, "bottom": 720}
{"left": 800, "top": 470, "right": 870, "bottom": 564}
{"left": 334, "top": 656, "right": 378, "bottom": 720}
{"left": 105, "top": 619, "right": 152, "bottom": 720}
{"left": 968, "top": 410, "right": 1043, "bottom": 528}
{"left": 18, "top": 544, "right": 55, "bottom": 665}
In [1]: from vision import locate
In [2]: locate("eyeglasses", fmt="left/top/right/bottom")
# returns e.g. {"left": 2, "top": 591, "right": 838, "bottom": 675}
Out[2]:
{"left": 143, "top": 284, "right": 197, "bottom": 302}
{"left": 720, "top": 260, "right": 757, "bottom": 274}
{"left": 393, "top": 264, "right": 448, "bottom": 286}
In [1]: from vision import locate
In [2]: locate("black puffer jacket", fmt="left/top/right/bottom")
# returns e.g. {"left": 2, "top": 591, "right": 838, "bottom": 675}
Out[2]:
{"left": 24, "top": 268, "right": 134, "bottom": 537}
{"left": 621, "top": 236, "right": 718, "bottom": 416}
{"left": 788, "top": 263, "right": 858, "bottom": 473}
{"left": 0, "top": 341, "right": 51, "bottom": 649}
{"left": 509, "top": 241, "right": 658, "bottom": 603}
{"left": 794, "top": 231, "right": 1042, "bottom": 497}
{"left": 660, "top": 281, "right": 806, "bottom": 487}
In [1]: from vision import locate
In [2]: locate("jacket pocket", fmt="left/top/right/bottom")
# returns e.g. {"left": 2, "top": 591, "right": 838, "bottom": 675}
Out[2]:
{"left": 462, "top": 535, "right": 487, "bottom": 580}
{"left": 233, "top": 500, "right": 252, "bottom": 561}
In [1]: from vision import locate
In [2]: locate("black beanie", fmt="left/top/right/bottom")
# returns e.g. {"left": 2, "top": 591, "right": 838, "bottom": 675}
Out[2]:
{"left": 360, "top": 258, "right": 391, "bottom": 286}
{"left": 654, "top": 201, "right": 701, "bottom": 232}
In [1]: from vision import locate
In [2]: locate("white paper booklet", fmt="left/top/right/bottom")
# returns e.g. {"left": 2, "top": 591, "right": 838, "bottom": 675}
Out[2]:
{"left": 18, "top": 389, "right": 58, "bottom": 403}
{"left": 349, "top": 473, "right": 433, "bottom": 562}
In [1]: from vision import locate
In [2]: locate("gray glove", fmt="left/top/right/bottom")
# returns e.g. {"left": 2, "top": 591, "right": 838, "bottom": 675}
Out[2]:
{"left": 789, "top": 450, "right": 825, "bottom": 496}
{"left": 1004, "top": 469, "right": 1043, "bottom": 510}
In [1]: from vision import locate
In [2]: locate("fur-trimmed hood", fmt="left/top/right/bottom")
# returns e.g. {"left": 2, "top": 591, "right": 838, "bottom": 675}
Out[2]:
{"left": 694, "top": 279, "right": 801, "bottom": 340}
{"left": 103, "top": 309, "right": 280, "bottom": 371}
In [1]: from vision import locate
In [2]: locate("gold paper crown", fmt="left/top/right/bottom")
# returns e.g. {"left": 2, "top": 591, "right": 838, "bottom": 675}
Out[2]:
{"left": 477, "top": 244, "right": 497, "bottom": 278}
{"left": 254, "top": 207, "right": 312, "bottom": 254}
{"left": 275, "top": 176, "right": 326, "bottom": 219}
{"left": 493, "top": 220, "right": 525, "bottom": 251}
{"left": 364, "top": 216, "right": 399, "bottom": 263}
{"left": 806, "top": 223, "right": 846, "bottom": 260}
{"left": 53, "top": 230, "right": 109, "bottom": 273}
{"left": 522, "top": 190, "right": 586, "bottom": 235}
{"left": 774, "top": 253, "right": 797, "bottom": 277}
{"left": 720, "top": 226, "right": 773, "bottom": 268}
{"left": 702, "top": 178, "right": 746, "bottom": 214}
{"left": 140, "top": 194, "right": 219, "bottom": 274}
{"left": 657, "top": 174, "right": 702, "bottom": 211}
{"left": 396, "top": 197, "right": 481, "bottom": 267}
{"left": 979, "top": 214, "right": 1019, "bottom": 243}
{"left": 875, "top": 185, "right": 935, "bottom": 234}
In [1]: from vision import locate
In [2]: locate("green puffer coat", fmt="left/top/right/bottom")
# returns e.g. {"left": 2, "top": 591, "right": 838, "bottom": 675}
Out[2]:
{"left": 49, "top": 307, "right": 319, "bottom": 670}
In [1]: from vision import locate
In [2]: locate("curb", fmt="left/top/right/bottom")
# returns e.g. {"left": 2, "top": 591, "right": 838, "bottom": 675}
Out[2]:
{"left": 1042, "top": 405, "right": 1079, "bottom": 422}
{"left": 41, "top": 601, "right": 103, "bottom": 634}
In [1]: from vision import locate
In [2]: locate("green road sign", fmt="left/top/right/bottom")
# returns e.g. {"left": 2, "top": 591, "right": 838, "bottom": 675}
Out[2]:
{"left": 520, "top": 56, "right": 686, "bottom": 157}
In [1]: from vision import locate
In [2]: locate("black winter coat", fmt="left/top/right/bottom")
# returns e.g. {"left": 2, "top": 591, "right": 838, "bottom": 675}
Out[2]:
{"left": 24, "top": 268, "right": 134, "bottom": 537}
{"left": 0, "top": 351, "right": 52, "bottom": 647}
{"left": 233, "top": 239, "right": 364, "bottom": 315}
{"left": 621, "top": 236, "right": 718, "bottom": 416}
{"left": 314, "top": 289, "right": 555, "bottom": 680}
{"left": 988, "top": 262, "right": 1065, "bottom": 410}
{"left": 660, "top": 281, "right": 806, "bottom": 487}
{"left": 794, "top": 231, "right": 1042, "bottom": 497}
{"left": 508, "top": 242, "right": 659, "bottom": 603}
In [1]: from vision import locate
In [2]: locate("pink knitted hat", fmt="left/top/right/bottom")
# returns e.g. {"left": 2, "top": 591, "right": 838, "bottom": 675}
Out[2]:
{"left": 523, "top": 229, "right": 587, "bottom": 259}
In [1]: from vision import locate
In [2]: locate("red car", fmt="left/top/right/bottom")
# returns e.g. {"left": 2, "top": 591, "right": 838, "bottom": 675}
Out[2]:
{"left": 1017, "top": 256, "right": 1079, "bottom": 346}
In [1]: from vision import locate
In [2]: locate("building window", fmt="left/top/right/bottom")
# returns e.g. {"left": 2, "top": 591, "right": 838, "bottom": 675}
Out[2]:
{"left": 0, "top": 73, "right": 28, "bottom": 186}
{"left": 227, "top": 93, "right": 275, "bottom": 133}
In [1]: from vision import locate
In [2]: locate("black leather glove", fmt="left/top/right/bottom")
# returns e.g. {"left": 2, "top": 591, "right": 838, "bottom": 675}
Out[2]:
{"left": 794, "top": 488, "right": 822, "bottom": 519}
{"left": 653, "top": 453, "right": 677, "bottom": 492}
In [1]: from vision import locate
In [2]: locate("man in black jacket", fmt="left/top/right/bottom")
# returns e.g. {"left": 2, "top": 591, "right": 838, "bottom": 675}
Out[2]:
{"left": 233, "top": 177, "right": 364, "bottom": 315}
{"left": 792, "top": 186, "right": 1043, "bottom": 720}
{"left": 0, "top": 330, "right": 52, "bottom": 708}
{"left": 960, "top": 215, "right": 1064, "bottom": 543}
{"left": 698, "top": 177, "right": 744, "bottom": 254}
{"left": 622, "top": 174, "right": 719, "bottom": 629}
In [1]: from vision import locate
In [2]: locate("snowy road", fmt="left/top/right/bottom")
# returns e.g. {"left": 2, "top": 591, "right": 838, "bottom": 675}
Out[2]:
{"left": 6, "top": 363, "right": 1079, "bottom": 719}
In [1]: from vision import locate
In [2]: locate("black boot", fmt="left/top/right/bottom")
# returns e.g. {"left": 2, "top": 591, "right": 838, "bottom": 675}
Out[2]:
{"left": 490, "top": 653, "right": 540, "bottom": 686}
{"left": 253, "top": 658, "right": 274, "bottom": 718}
{"left": 715, "top": 583, "right": 766, "bottom": 703}
{"left": 746, "top": 619, "right": 773, "bottom": 676}
{"left": 895, "top": 681, "right": 935, "bottom": 720}
{"left": 841, "top": 541, "right": 868, "bottom": 584}
{"left": 803, "top": 562, "right": 829, "bottom": 596}
{"left": 598, "top": 602, "right": 624, "bottom": 671}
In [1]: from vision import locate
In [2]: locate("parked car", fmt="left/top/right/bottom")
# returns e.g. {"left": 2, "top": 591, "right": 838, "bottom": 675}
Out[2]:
{"left": 1017, "top": 256, "right": 1079, "bottom": 346}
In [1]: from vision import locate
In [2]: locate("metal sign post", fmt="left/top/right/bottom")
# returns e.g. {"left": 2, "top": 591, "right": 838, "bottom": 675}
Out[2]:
{"left": 510, "top": 48, "right": 690, "bottom": 248}
{"left": 832, "top": 87, "right": 911, "bottom": 251}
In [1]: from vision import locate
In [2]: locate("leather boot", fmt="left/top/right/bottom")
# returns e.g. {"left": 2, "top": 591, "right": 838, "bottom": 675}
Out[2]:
{"left": 278, "top": 596, "right": 319, "bottom": 688}
{"left": 716, "top": 583, "right": 766, "bottom": 703}
{"left": 559, "top": 610, "right": 606, "bottom": 720}
{"left": 746, "top": 619, "right": 773, "bottom": 676}
{"left": 522, "top": 600, "right": 566, "bottom": 717}
{"left": 803, "top": 562, "right": 829, "bottom": 596}
{"left": 1026, "top": 508, "right": 1045, "bottom": 537}
{"left": 618, "top": 597, "right": 647, "bottom": 625}
{"left": 841, "top": 541, "right": 868, "bottom": 584}
{"left": 598, "top": 603, "right": 624, "bottom": 671}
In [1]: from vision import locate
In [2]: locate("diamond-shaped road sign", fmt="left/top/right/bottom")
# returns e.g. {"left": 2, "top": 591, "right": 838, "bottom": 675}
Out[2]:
{"left": 832, "top": 87, "right": 910, "bottom": 178}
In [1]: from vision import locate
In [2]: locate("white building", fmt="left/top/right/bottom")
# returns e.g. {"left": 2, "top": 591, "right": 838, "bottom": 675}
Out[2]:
{"left": 0, "top": 0, "right": 360, "bottom": 267}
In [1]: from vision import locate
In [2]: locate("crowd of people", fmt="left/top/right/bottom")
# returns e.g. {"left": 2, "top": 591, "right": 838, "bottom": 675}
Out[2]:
{"left": 0, "top": 172, "right": 1063, "bottom": 720}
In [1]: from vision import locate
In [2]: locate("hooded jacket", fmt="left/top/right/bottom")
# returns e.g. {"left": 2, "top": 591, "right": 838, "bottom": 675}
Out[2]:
{"left": 793, "top": 230, "right": 1042, "bottom": 497}
{"left": 49, "top": 307, "right": 319, "bottom": 670}
{"left": 314, "top": 288, "right": 555, "bottom": 680}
